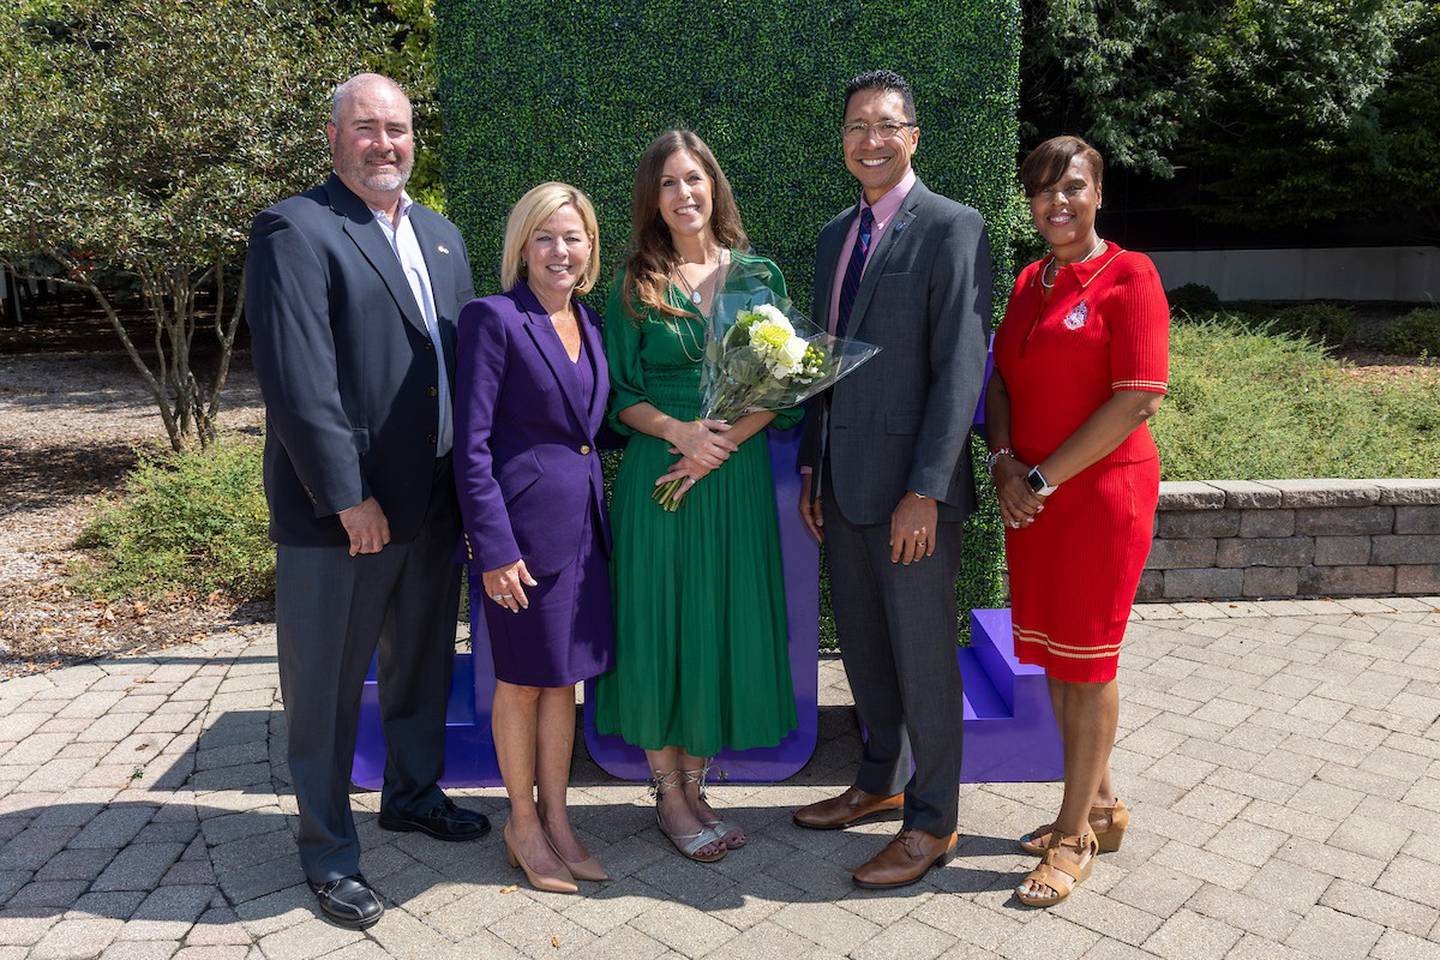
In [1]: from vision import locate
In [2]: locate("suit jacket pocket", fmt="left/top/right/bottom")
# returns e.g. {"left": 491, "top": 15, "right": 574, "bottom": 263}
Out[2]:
{"left": 496, "top": 449, "right": 544, "bottom": 505}
{"left": 886, "top": 412, "right": 922, "bottom": 435}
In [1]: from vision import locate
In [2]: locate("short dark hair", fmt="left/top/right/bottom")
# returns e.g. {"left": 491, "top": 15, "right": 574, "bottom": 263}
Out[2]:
{"left": 1020, "top": 135, "right": 1104, "bottom": 198}
{"left": 843, "top": 70, "right": 916, "bottom": 123}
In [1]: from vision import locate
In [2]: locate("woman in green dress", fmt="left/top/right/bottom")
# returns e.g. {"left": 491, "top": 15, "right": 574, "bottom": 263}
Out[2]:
{"left": 593, "top": 129, "right": 798, "bottom": 863}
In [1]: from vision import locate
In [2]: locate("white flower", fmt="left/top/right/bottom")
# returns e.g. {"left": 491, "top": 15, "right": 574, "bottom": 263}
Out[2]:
{"left": 780, "top": 335, "right": 807, "bottom": 368}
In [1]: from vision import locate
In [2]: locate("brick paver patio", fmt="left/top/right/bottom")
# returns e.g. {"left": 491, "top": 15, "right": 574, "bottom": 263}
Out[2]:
{"left": 2, "top": 597, "right": 1438, "bottom": 959}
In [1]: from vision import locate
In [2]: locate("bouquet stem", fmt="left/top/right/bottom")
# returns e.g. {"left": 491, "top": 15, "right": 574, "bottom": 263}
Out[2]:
{"left": 652, "top": 477, "right": 686, "bottom": 511}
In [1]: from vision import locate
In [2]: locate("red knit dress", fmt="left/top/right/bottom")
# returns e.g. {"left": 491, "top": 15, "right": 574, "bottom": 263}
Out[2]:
{"left": 992, "top": 245, "right": 1170, "bottom": 683}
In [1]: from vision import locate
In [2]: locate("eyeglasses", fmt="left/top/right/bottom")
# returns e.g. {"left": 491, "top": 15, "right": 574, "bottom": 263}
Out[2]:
{"left": 841, "top": 120, "right": 917, "bottom": 142}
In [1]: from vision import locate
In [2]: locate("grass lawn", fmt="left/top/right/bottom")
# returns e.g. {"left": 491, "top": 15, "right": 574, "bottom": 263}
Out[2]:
{"left": 1156, "top": 317, "right": 1439, "bottom": 480}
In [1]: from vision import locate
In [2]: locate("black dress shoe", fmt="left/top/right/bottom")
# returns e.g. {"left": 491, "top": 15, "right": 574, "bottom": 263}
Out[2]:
{"left": 378, "top": 797, "right": 491, "bottom": 841}
{"left": 311, "top": 874, "right": 383, "bottom": 929}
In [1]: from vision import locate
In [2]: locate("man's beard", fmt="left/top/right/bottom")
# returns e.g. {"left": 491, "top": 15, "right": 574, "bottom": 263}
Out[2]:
{"left": 340, "top": 151, "right": 412, "bottom": 193}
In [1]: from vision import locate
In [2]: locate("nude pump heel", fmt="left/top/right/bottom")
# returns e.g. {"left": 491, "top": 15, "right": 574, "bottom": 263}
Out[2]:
{"left": 504, "top": 821, "right": 578, "bottom": 894}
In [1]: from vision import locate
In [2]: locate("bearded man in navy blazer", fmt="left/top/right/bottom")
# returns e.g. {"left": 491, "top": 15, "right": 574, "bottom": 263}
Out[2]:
{"left": 793, "top": 70, "right": 992, "bottom": 889}
{"left": 245, "top": 73, "right": 489, "bottom": 929}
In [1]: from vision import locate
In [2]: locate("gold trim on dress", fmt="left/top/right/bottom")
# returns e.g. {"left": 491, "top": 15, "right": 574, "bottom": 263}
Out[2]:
{"left": 1013, "top": 624, "right": 1124, "bottom": 660}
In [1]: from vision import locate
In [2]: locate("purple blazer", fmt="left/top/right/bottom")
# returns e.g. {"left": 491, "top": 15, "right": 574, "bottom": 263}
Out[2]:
{"left": 453, "top": 285, "right": 611, "bottom": 577}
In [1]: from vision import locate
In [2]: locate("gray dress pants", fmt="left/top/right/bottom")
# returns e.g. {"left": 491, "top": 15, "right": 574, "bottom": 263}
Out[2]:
{"left": 274, "top": 459, "right": 461, "bottom": 884}
{"left": 822, "top": 472, "right": 965, "bottom": 837}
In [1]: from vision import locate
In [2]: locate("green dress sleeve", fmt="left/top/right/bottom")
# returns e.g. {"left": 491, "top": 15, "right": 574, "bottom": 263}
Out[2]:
{"left": 603, "top": 270, "right": 649, "bottom": 436}
{"left": 756, "top": 256, "right": 804, "bottom": 432}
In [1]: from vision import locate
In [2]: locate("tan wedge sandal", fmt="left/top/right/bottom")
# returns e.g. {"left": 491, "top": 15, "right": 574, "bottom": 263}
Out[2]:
{"left": 1016, "top": 830, "right": 1099, "bottom": 907}
{"left": 1018, "top": 798, "right": 1128, "bottom": 856}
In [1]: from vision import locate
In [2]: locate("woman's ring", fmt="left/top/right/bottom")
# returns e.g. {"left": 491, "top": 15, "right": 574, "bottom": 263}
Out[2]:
{"left": 493, "top": 593, "right": 512, "bottom": 602}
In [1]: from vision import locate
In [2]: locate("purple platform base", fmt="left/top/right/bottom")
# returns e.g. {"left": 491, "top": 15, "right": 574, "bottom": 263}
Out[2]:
{"left": 959, "top": 608, "right": 1063, "bottom": 782}
{"left": 581, "top": 424, "right": 820, "bottom": 782}
{"left": 351, "top": 643, "right": 501, "bottom": 789}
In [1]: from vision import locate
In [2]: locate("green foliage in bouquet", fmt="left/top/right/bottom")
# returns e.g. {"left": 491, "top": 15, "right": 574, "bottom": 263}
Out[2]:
{"left": 436, "top": 0, "right": 1021, "bottom": 634}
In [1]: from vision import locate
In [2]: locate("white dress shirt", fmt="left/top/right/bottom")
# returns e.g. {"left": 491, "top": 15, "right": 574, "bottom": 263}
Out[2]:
{"left": 370, "top": 194, "right": 452, "bottom": 457}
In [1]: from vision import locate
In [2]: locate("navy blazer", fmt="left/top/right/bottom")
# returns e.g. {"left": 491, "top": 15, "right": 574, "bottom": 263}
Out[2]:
{"left": 452, "top": 285, "right": 611, "bottom": 577}
{"left": 245, "top": 174, "right": 476, "bottom": 546}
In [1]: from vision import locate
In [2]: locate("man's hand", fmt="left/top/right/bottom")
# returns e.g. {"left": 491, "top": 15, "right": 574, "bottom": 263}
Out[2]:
{"left": 338, "top": 497, "right": 391, "bottom": 556}
{"left": 799, "top": 473, "right": 824, "bottom": 544}
{"left": 889, "top": 492, "right": 938, "bottom": 565}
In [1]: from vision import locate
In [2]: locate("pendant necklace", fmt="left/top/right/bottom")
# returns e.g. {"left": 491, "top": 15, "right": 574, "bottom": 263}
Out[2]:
{"left": 676, "top": 271, "right": 704, "bottom": 305}
{"left": 672, "top": 248, "right": 728, "bottom": 307}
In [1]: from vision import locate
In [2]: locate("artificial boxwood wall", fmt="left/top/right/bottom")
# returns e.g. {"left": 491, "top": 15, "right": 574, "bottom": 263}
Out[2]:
{"left": 436, "top": 0, "right": 1022, "bottom": 635}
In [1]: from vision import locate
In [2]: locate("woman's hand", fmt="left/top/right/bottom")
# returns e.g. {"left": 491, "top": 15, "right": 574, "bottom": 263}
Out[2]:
{"left": 993, "top": 456, "right": 1047, "bottom": 530}
{"left": 482, "top": 560, "right": 537, "bottom": 614}
{"left": 655, "top": 456, "right": 713, "bottom": 505}
{"left": 666, "top": 418, "right": 737, "bottom": 470}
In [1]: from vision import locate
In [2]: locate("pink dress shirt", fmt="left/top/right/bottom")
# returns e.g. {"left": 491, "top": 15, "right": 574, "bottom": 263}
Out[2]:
{"left": 827, "top": 167, "right": 918, "bottom": 333}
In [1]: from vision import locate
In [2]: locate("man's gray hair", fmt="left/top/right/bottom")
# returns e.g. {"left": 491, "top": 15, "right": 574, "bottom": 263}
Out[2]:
{"left": 330, "top": 73, "right": 408, "bottom": 124}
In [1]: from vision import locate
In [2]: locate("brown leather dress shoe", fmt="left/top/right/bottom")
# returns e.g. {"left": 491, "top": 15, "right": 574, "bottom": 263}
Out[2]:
{"left": 851, "top": 828, "right": 958, "bottom": 889}
{"left": 792, "top": 787, "right": 905, "bottom": 830}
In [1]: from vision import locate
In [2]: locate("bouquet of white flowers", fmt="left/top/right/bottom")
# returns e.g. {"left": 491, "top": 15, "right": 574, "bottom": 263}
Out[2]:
{"left": 653, "top": 270, "right": 880, "bottom": 511}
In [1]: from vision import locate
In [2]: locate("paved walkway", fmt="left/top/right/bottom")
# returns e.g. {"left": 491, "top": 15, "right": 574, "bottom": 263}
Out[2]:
{"left": 2, "top": 597, "right": 1439, "bottom": 960}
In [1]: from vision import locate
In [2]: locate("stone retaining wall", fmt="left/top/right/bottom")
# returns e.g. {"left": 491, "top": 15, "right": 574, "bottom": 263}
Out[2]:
{"left": 1140, "top": 479, "right": 1440, "bottom": 601}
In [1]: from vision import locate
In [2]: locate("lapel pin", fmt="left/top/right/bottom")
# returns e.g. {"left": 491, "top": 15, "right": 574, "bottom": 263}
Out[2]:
{"left": 893, "top": 220, "right": 908, "bottom": 234}
{"left": 437, "top": 243, "right": 450, "bottom": 255}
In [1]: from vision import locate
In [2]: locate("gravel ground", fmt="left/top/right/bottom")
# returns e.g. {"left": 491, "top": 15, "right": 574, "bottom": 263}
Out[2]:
{"left": 0, "top": 348, "right": 265, "bottom": 675}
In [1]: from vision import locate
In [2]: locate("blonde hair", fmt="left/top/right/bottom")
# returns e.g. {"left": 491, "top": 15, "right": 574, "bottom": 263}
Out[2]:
{"left": 500, "top": 182, "right": 601, "bottom": 295}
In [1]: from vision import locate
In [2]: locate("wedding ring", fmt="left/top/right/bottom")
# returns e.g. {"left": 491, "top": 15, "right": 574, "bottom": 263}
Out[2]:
{"left": 684, "top": 477, "right": 695, "bottom": 486}
{"left": 493, "top": 593, "right": 512, "bottom": 601}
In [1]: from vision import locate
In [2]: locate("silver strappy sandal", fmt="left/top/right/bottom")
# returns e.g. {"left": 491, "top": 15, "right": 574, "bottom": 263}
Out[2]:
{"left": 650, "top": 769, "right": 726, "bottom": 863}
{"left": 686, "top": 762, "right": 746, "bottom": 850}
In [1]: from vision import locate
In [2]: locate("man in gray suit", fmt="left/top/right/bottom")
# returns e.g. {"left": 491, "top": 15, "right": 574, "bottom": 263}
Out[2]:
{"left": 793, "top": 70, "right": 992, "bottom": 889}
{"left": 245, "top": 73, "right": 488, "bottom": 929}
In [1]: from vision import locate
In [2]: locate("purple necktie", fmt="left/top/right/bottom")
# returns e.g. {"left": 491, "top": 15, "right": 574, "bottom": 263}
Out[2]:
{"left": 834, "top": 206, "right": 874, "bottom": 338}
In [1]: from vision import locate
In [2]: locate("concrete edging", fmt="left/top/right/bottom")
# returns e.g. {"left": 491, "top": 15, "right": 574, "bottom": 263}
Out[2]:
{"left": 1141, "top": 478, "right": 1440, "bottom": 601}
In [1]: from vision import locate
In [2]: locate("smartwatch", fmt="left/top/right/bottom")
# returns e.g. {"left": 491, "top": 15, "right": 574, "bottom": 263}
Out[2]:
{"left": 1025, "top": 466, "right": 1059, "bottom": 496}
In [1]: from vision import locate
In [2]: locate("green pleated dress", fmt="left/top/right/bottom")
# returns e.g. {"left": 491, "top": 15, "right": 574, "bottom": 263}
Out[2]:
{"left": 593, "top": 251, "right": 799, "bottom": 757}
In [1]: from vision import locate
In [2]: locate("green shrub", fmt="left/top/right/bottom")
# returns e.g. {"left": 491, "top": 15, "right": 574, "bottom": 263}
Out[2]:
{"left": 1166, "top": 283, "right": 1222, "bottom": 318}
{"left": 1269, "top": 303, "right": 1355, "bottom": 347}
{"left": 1154, "top": 317, "right": 1439, "bottom": 479}
{"left": 1385, "top": 307, "right": 1440, "bottom": 356}
{"left": 74, "top": 438, "right": 273, "bottom": 602}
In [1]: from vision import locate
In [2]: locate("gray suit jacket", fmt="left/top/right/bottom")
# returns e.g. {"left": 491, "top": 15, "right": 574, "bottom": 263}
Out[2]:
{"left": 799, "top": 178, "right": 992, "bottom": 525}
{"left": 245, "top": 174, "right": 476, "bottom": 546}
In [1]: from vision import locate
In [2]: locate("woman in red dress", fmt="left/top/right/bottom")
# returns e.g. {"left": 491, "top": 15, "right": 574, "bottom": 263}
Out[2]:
{"left": 987, "top": 136, "right": 1169, "bottom": 906}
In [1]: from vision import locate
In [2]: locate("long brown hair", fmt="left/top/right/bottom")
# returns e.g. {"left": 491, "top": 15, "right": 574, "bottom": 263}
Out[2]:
{"left": 622, "top": 129, "right": 749, "bottom": 321}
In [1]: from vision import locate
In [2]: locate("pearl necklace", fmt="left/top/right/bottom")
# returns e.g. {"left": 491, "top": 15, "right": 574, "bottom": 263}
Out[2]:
{"left": 1040, "top": 238, "right": 1106, "bottom": 289}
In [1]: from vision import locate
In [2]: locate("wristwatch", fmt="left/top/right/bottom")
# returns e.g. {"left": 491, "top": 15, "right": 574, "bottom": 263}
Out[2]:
{"left": 1025, "top": 465, "right": 1059, "bottom": 496}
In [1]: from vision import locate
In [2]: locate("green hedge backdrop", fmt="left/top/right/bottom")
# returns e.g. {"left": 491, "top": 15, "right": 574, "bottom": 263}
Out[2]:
{"left": 435, "top": 0, "right": 1021, "bottom": 639}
